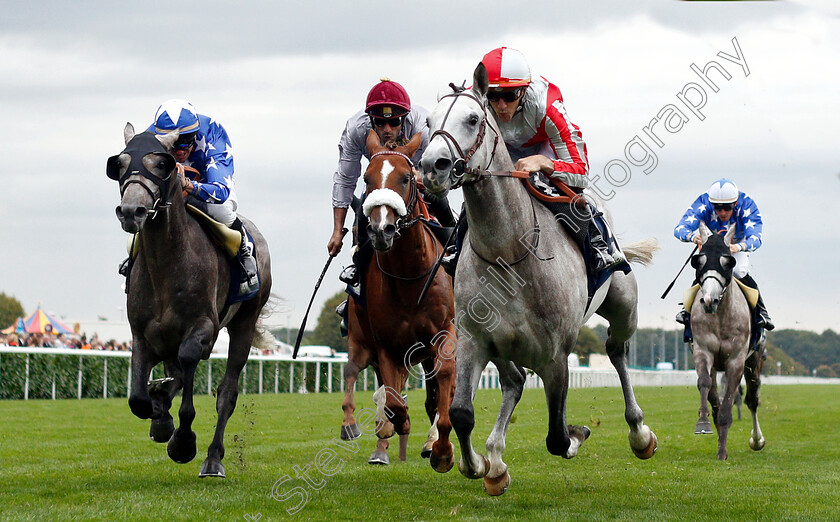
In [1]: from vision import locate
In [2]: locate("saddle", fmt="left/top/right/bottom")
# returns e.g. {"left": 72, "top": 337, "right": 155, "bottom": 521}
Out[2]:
{"left": 683, "top": 280, "right": 759, "bottom": 313}
{"left": 523, "top": 172, "right": 630, "bottom": 298}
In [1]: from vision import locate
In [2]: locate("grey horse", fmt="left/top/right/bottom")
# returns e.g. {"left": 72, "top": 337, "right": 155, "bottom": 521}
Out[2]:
{"left": 107, "top": 123, "right": 272, "bottom": 477}
{"left": 690, "top": 221, "right": 765, "bottom": 460}
{"left": 420, "top": 64, "right": 658, "bottom": 496}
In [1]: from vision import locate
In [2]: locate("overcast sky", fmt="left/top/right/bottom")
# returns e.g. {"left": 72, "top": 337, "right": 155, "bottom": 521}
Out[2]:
{"left": 1, "top": 0, "right": 838, "bottom": 336}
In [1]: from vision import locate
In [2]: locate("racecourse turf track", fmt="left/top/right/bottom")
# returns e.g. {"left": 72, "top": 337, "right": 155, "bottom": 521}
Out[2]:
{"left": 1, "top": 384, "right": 839, "bottom": 521}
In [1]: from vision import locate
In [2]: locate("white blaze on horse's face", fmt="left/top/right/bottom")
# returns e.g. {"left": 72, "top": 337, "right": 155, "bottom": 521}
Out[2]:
{"left": 699, "top": 271, "right": 726, "bottom": 314}
{"left": 363, "top": 157, "right": 411, "bottom": 251}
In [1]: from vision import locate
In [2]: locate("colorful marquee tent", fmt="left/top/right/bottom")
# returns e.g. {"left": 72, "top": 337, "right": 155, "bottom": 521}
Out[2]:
{"left": 1, "top": 317, "right": 26, "bottom": 335}
{"left": 20, "top": 305, "right": 73, "bottom": 335}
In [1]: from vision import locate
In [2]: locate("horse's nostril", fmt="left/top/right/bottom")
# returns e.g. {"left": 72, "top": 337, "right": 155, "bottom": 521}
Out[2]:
{"left": 434, "top": 158, "right": 452, "bottom": 172}
{"left": 135, "top": 207, "right": 148, "bottom": 219}
{"left": 383, "top": 224, "right": 396, "bottom": 238}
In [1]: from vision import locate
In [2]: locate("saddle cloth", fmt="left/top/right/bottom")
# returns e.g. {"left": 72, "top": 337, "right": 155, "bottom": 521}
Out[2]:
{"left": 683, "top": 280, "right": 759, "bottom": 313}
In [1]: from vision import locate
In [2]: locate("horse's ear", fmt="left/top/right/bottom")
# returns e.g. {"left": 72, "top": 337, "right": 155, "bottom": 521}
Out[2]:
{"left": 723, "top": 225, "right": 736, "bottom": 246}
{"left": 124, "top": 122, "right": 135, "bottom": 145}
{"left": 366, "top": 128, "right": 382, "bottom": 156}
{"left": 473, "top": 62, "right": 489, "bottom": 98}
{"left": 698, "top": 221, "right": 712, "bottom": 244}
{"left": 157, "top": 129, "right": 180, "bottom": 151}
{"left": 404, "top": 132, "right": 422, "bottom": 158}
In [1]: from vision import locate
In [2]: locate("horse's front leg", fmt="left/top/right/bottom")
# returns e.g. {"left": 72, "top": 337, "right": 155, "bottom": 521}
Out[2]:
{"left": 148, "top": 360, "right": 184, "bottom": 443}
{"left": 167, "top": 319, "right": 214, "bottom": 465}
{"left": 744, "top": 351, "right": 766, "bottom": 451}
{"left": 376, "top": 353, "right": 410, "bottom": 461}
{"left": 428, "top": 336, "right": 456, "bottom": 474}
{"left": 128, "top": 338, "right": 158, "bottom": 420}
{"left": 716, "top": 365, "right": 745, "bottom": 460}
{"left": 482, "top": 359, "right": 526, "bottom": 496}
{"left": 693, "top": 348, "right": 714, "bottom": 435}
{"left": 605, "top": 334, "right": 657, "bottom": 459}
{"left": 420, "top": 358, "right": 440, "bottom": 459}
{"left": 450, "top": 337, "right": 490, "bottom": 480}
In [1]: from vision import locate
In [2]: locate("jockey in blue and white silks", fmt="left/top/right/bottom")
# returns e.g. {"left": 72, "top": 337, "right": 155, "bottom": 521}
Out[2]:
{"left": 143, "top": 99, "right": 258, "bottom": 295}
{"left": 674, "top": 178, "right": 774, "bottom": 334}
{"left": 147, "top": 100, "right": 237, "bottom": 226}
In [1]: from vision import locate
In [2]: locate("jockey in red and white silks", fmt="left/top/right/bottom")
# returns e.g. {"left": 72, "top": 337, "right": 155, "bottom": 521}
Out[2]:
{"left": 493, "top": 73, "right": 590, "bottom": 190}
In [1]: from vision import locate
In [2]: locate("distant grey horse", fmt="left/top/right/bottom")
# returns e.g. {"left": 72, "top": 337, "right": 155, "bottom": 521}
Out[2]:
{"left": 107, "top": 124, "right": 272, "bottom": 477}
{"left": 420, "top": 63, "right": 658, "bottom": 496}
{"left": 690, "top": 221, "right": 765, "bottom": 460}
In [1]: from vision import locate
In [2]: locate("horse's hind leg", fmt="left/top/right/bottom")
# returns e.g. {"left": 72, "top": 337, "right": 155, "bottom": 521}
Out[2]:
{"left": 167, "top": 320, "right": 214, "bottom": 466}
{"left": 450, "top": 338, "right": 490, "bottom": 481}
{"left": 340, "top": 343, "right": 370, "bottom": 441}
{"left": 483, "top": 360, "right": 525, "bottom": 496}
{"left": 744, "top": 351, "right": 765, "bottom": 451}
{"left": 598, "top": 275, "right": 657, "bottom": 458}
{"left": 541, "top": 358, "right": 590, "bottom": 459}
{"left": 200, "top": 319, "right": 252, "bottom": 478}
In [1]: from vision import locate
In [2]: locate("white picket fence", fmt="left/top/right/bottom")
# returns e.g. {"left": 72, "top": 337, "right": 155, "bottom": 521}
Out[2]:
{"left": 1, "top": 345, "right": 837, "bottom": 401}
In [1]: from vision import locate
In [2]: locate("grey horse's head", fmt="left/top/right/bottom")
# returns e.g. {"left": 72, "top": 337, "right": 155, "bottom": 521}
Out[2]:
{"left": 107, "top": 123, "right": 179, "bottom": 234}
{"left": 362, "top": 130, "right": 423, "bottom": 251}
{"left": 692, "top": 221, "right": 737, "bottom": 314}
{"left": 420, "top": 63, "right": 496, "bottom": 196}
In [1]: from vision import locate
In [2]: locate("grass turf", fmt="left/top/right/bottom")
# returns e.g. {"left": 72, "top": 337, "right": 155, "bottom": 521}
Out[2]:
{"left": 1, "top": 384, "right": 839, "bottom": 521}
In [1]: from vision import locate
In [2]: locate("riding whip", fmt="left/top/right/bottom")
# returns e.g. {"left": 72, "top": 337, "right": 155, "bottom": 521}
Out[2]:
{"left": 293, "top": 228, "right": 348, "bottom": 359}
{"left": 660, "top": 244, "right": 698, "bottom": 299}
{"left": 416, "top": 220, "right": 459, "bottom": 306}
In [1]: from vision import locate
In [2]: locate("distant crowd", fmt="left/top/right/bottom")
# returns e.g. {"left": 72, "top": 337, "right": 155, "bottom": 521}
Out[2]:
{"left": 0, "top": 332, "right": 131, "bottom": 351}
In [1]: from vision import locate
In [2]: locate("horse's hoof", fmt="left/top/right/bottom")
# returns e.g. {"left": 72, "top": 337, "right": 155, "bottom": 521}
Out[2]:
{"left": 167, "top": 430, "right": 197, "bottom": 464}
{"left": 632, "top": 431, "right": 658, "bottom": 460}
{"left": 420, "top": 446, "right": 433, "bottom": 459}
{"left": 149, "top": 417, "right": 175, "bottom": 443}
{"left": 430, "top": 443, "right": 455, "bottom": 473}
{"left": 749, "top": 437, "right": 766, "bottom": 451}
{"left": 340, "top": 424, "right": 361, "bottom": 441}
{"left": 694, "top": 420, "right": 713, "bottom": 434}
{"left": 458, "top": 454, "right": 489, "bottom": 479}
{"left": 368, "top": 450, "right": 389, "bottom": 465}
{"left": 483, "top": 471, "right": 511, "bottom": 497}
{"left": 199, "top": 458, "right": 226, "bottom": 478}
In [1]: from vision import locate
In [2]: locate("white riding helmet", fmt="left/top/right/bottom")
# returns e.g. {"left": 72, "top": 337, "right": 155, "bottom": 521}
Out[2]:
{"left": 707, "top": 178, "right": 739, "bottom": 204}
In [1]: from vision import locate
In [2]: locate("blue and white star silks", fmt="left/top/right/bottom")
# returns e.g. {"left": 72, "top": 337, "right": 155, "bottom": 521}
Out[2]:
{"left": 147, "top": 114, "right": 234, "bottom": 204}
{"left": 674, "top": 191, "right": 764, "bottom": 251}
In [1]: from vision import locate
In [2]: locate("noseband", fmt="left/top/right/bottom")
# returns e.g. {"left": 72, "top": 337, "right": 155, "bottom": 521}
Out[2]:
{"left": 368, "top": 150, "right": 421, "bottom": 233}
{"left": 429, "top": 90, "right": 499, "bottom": 189}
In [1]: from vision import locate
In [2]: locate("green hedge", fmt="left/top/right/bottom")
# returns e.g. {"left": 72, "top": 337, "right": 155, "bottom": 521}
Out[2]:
{"left": 0, "top": 353, "right": 354, "bottom": 400}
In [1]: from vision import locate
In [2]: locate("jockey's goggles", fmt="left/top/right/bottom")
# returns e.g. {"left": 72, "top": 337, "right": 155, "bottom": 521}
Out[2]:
{"left": 372, "top": 116, "right": 403, "bottom": 128}
{"left": 713, "top": 203, "right": 735, "bottom": 211}
{"left": 487, "top": 89, "right": 522, "bottom": 103}
{"left": 172, "top": 132, "right": 197, "bottom": 150}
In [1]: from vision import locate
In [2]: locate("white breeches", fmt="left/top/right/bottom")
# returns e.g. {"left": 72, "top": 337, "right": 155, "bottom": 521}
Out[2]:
{"left": 206, "top": 188, "right": 238, "bottom": 226}
{"left": 733, "top": 250, "right": 750, "bottom": 279}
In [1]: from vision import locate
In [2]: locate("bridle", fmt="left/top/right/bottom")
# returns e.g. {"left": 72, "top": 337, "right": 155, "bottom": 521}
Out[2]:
{"left": 368, "top": 149, "right": 422, "bottom": 234}
{"left": 107, "top": 132, "right": 177, "bottom": 220}
{"left": 429, "top": 89, "right": 499, "bottom": 189}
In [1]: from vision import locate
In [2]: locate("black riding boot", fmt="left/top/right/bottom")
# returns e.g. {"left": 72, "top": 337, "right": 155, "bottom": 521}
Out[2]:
{"left": 587, "top": 208, "right": 625, "bottom": 273}
{"left": 440, "top": 207, "right": 467, "bottom": 277}
{"left": 231, "top": 218, "right": 259, "bottom": 295}
{"left": 738, "top": 274, "right": 775, "bottom": 331}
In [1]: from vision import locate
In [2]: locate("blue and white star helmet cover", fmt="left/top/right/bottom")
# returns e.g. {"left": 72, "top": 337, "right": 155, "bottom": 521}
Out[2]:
{"left": 153, "top": 99, "right": 200, "bottom": 134}
{"left": 707, "top": 178, "right": 739, "bottom": 204}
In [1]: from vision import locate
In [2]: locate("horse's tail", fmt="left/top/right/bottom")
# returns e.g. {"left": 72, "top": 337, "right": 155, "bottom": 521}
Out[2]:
{"left": 251, "top": 293, "right": 284, "bottom": 351}
{"left": 622, "top": 238, "right": 659, "bottom": 267}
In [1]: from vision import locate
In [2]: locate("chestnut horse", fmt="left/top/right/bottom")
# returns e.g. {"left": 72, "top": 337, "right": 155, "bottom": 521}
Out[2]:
{"left": 340, "top": 130, "right": 456, "bottom": 471}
